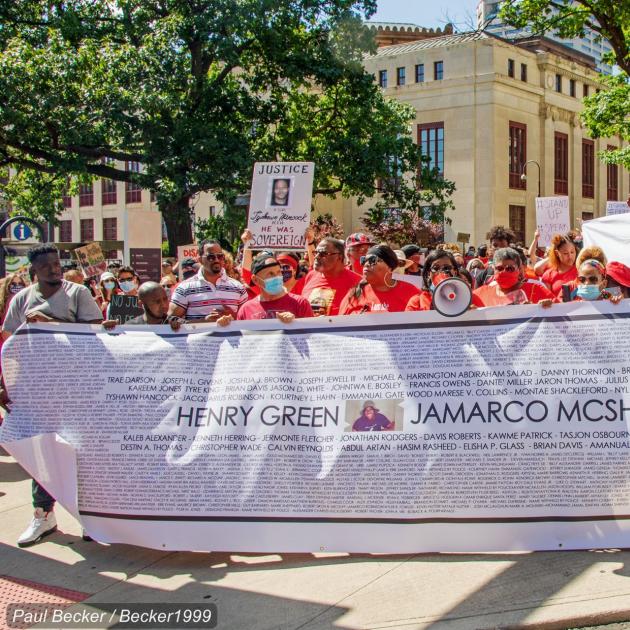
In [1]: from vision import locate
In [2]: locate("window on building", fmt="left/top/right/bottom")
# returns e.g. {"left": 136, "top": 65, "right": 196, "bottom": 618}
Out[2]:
{"left": 520, "top": 63, "right": 527, "bottom": 82}
{"left": 569, "top": 78, "right": 576, "bottom": 97}
{"left": 80, "top": 218, "right": 94, "bottom": 242}
{"left": 554, "top": 132, "right": 569, "bottom": 195}
{"left": 378, "top": 70, "right": 387, "bottom": 88}
{"left": 418, "top": 122, "right": 444, "bottom": 177}
{"left": 396, "top": 66, "right": 405, "bottom": 86}
{"left": 555, "top": 74, "right": 562, "bottom": 93}
{"left": 101, "top": 178, "right": 117, "bottom": 205}
{"left": 583, "top": 84, "right": 589, "bottom": 97}
{"left": 607, "top": 145, "right": 619, "bottom": 200}
{"left": 125, "top": 161, "right": 142, "bottom": 204}
{"left": 508, "top": 58, "right": 515, "bottom": 78}
{"left": 62, "top": 187, "right": 72, "bottom": 209}
{"left": 582, "top": 212, "right": 594, "bottom": 222}
{"left": 102, "top": 217, "right": 118, "bottom": 258}
{"left": 508, "top": 122, "right": 527, "bottom": 190}
{"left": 582, "top": 139, "right": 594, "bottom": 198}
{"left": 209, "top": 206, "right": 216, "bottom": 217}
{"left": 59, "top": 220, "right": 72, "bottom": 243}
{"left": 509, "top": 205, "right": 526, "bottom": 245}
{"left": 377, "top": 156, "right": 402, "bottom": 193}
{"left": 434, "top": 61, "right": 443, "bottom": 80}
{"left": 78, "top": 182, "right": 93, "bottom": 207}
{"left": 415, "top": 63, "right": 424, "bottom": 83}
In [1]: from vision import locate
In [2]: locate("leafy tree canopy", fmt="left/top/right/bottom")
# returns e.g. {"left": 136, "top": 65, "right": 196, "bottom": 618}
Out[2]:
{"left": 0, "top": 0, "right": 455, "bottom": 252}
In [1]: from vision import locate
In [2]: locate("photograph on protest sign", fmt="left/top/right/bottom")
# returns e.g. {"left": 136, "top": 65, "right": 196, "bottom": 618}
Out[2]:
{"left": 344, "top": 399, "right": 404, "bottom": 432}
{"left": 247, "top": 162, "right": 315, "bottom": 250}
{"left": 73, "top": 242, "right": 108, "bottom": 279}
{"left": 535, "top": 197, "right": 570, "bottom": 247}
{"left": 176, "top": 244, "right": 199, "bottom": 280}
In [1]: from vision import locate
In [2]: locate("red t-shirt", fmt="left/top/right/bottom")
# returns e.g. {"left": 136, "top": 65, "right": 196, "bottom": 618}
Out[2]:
{"left": 474, "top": 280, "right": 554, "bottom": 306}
{"left": 541, "top": 267, "right": 578, "bottom": 298}
{"left": 339, "top": 281, "right": 419, "bottom": 315}
{"left": 237, "top": 293, "right": 313, "bottom": 320}
{"left": 301, "top": 268, "right": 362, "bottom": 316}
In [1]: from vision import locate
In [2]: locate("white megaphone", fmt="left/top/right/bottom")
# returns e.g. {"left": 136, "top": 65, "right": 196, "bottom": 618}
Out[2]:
{"left": 431, "top": 275, "right": 472, "bottom": 317}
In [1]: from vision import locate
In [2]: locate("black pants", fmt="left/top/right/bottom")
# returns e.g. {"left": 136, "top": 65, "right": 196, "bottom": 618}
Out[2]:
{"left": 32, "top": 480, "right": 55, "bottom": 512}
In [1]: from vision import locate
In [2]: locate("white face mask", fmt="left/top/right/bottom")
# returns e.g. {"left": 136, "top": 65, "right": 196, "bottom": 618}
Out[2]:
{"left": 119, "top": 279, "right": 136, "bottom": 292}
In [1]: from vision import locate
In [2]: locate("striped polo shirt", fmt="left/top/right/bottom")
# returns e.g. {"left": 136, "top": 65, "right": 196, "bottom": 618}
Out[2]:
{"left": 171, "top": 268, "right": 248, "bottom": 320}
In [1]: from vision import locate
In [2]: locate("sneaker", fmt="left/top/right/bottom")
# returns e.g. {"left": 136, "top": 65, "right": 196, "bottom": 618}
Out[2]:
{"left": 81, "top": 530, "right": 93, "bottom": 542}
{"left": 17, "top": 508, "right": 57, "bottom": 547}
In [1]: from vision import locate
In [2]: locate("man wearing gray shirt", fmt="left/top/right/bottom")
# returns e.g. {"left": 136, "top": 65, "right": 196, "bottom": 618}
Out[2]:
{"left": 2, "top": 244, "right": 103, "bottom": 546}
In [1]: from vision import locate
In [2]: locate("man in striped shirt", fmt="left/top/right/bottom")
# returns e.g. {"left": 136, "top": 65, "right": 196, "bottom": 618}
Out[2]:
{"left": 168, "top": 239, "right": 247, "bottom": 321}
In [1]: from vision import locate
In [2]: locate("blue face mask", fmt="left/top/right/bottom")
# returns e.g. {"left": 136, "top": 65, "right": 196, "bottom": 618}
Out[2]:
{"left": 103, "top": 281, "right": 116, "bottom": 291}
{"left": 263, "top": 275, "right": 284, "bottom": 295}
{"left": 119, "top": 280, "right": 136, "bottom": 293}
{"left": 576, "top": 284, "right": 601, "bottom": 301}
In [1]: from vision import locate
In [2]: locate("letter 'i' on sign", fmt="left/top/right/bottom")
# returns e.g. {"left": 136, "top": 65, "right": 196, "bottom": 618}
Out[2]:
{"left": 13, "top": 223, "right": 33, "bottom": 241}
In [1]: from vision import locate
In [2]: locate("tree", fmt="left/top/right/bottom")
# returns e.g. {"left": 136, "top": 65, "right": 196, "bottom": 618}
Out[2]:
{"left": 0, "top": 0, "right": 455, "bottom": 253}
{"left": 500, "top": 0, "right": 630, "bottom": 169}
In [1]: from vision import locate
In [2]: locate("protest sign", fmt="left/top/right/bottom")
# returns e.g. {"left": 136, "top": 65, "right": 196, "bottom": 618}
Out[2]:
{"left": 2, "top": 302, "right": 630, "bottom": 554}
{"left": 73, "top": 242, "right": 107, "bottom": 279}
{"left": 606, "top": 201, "right": 630, "bottom": 216}
{"left": 582, "top": 213, "right": 630, "bottom": 267}
{"left": 108, "top": 294, "right": 144, "bottom": 323}
{"left": 247, "top": 162, "right": 314, "bottom": 250}
{"left": 535, "top": 197, "right": 570, "bottom": 246}
{"left": 176, "top": 244, "right": 198, "bottom": 280}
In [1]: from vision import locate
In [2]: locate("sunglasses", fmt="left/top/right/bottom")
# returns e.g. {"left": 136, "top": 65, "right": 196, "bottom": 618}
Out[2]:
{"left": 205, "top": 253, "right": 225, "bottom": 261}
{"left": 577, "top": 276, "right": 601, "bottom": 285}
{"left": 360, "top": 255, "right": 382, "bottom": 267}
{"left": 430, "top": 265, "right": 455, "bottom": 274}
{"left": 494, "top": 265, "right": 518, "bottom": 273}
{"left": 315, "top": 250, "right": 338, "bottom": 258}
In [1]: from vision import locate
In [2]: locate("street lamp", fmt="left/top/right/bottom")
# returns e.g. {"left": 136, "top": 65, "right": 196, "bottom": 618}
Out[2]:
{"left": 520, "top": 160, "right": 541, "bottom": 198}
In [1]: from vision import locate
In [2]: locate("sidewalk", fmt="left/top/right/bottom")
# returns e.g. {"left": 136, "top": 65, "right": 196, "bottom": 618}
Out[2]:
{"left": 2, "top": 449, "right": 630, "bottom": 630}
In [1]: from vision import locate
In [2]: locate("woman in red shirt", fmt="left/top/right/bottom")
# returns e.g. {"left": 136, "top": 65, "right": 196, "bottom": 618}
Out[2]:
{"left": 339, "top": 245, "right": 419, "bottom": 315}
{"left": 474, "top": 247, "right": 554, "bottom": 307}
{"left": 541, "top": 233, "right": 579, "bottom": 298}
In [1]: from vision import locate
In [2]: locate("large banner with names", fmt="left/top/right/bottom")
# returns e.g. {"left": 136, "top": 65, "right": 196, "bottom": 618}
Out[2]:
{"left": 2, "top": 301, "right": 630, "bottom": 553}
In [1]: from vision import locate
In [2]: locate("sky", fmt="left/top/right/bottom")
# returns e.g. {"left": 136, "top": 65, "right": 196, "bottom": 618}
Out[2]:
{"left": 370, "top": 0, "right": 479, "bottom": 31}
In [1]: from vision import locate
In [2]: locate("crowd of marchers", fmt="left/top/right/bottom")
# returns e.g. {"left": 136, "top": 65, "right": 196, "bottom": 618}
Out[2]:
{"left": 0, "top": 221, "right": 629, "bottom": 547}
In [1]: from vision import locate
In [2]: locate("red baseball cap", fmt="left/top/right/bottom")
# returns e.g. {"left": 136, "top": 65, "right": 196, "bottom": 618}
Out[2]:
{"left": 606, "top": 261, "right": 630, "bottom": 288}
{"left": 345, "top": 233, "right": 374, "bottom": 248}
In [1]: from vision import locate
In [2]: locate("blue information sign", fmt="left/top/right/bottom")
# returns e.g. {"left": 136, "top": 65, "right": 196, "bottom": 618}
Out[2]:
{"left": 13, "top": 223, "right": 33, "bottom": 241}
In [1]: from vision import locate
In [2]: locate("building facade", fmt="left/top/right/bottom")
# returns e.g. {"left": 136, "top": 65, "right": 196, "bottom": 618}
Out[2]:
{"left": 317, "top": 30, "right": 628, "bottom": 246}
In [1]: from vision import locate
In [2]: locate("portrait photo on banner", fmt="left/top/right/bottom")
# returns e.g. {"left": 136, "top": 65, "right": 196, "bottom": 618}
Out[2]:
{"left": 345, "top": 399, "right": 405, "bottom": 432}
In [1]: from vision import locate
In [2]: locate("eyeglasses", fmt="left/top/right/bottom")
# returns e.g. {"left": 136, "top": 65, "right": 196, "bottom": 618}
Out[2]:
{"left": 577, "top": 276, "right": 601, "bottom": 285}
{"left": 205, "top": 253, "right": 225, "bottom": 261}
{"left": 430, "top": 265, "right": 455, "bottom": 274}
{"left": 360, "top": 255, "right": 382, "bottom": 267}
{"left": 315, "top": 250, "right": 339, "bottom": 258}
{"left": 494, "top": 265, "right": 518, "bottom": 273}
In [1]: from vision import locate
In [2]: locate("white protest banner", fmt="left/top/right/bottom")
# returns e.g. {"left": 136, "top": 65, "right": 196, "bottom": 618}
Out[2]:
{"left": 247, "top": 162, "right": 314, "bottom": 250}
{"left": 606, "top": 201, "right": 630, "bottom": 216}
{"left": 176, "top": 244, "right": 198, "bottom": 280}
{"left": 2, "top": 302, "right": 630, "bottom": 554}
{"left": 582, "top": 213, "right": 630, "bottom": 267}
{"left": 535, "top": 196, "right": 570, "bottom": 246}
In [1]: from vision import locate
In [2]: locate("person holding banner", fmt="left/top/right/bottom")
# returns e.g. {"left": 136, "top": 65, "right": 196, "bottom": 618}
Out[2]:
{"left": 473, "top": 247, "right": 555, "bottom": 307}
{"left": 1, "top": 244, "right": 103, "bottom": 547}
{"left": 339, "top": 245, "right": 419, "bottom": 315}
{"left": 301, "top": 238, "right": 361, "bottom": 316}
{"left": 168, "top": 239, "right": 247, "bottom": 322}
{"left": 540, "top": 234, "right": 579, "bottom": 298}
{"left": 565, "top": 259, "right": 623, "bottom": 304}
{"left": 234, "top": 254, "right": 313, "bottom": 322}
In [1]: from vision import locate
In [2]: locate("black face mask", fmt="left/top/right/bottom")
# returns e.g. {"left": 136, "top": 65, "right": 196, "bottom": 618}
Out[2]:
{"left": 182, "top": 270, "right": 196, "bottom": 280}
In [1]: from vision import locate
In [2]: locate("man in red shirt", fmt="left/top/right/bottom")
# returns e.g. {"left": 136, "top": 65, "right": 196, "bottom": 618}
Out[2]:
{"left": 345, "top": 233, "right": 374, "bottom": 275}
{"left": 237, "top": 254, "right": 313, "bottom": 322}
{"left": 301, "top": 238, "right": 361, "bottom": 315}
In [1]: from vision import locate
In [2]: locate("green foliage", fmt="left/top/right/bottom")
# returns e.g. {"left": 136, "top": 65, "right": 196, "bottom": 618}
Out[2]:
{"left": 0, "top": 0, "right": 455, "bottom": 253}
{"left": 500, "top": 0, "right": 630, "bottom": 169}
{"left": 194, "top": 207, "right": 247, "bottom": 254}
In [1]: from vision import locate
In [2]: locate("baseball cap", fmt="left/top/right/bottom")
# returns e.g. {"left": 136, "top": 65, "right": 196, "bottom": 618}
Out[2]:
{"left": 401, "top": 244, "right": 421, "bottom": 258}
{"left": 180, "top": 257, "right": 196, "bottom": 269}
{"left": 606, "top": 261, "right": 630, "bottom": 288}
{"left": 251, "top": 253, "right": 280, "bottom": 276}
{"left": 345, "top": 233, "right": 374, "bottom": 248}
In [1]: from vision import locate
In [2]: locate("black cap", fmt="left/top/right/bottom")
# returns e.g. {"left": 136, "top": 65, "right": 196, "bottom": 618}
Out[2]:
{"left": 251, "top": 253, "right": 280, "bottom": 276}
{"left": 401, "top": 244, "right": 421, "bottom": 257}
{"left": 366, "top": 245, "right": 399, "bottom": 271}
